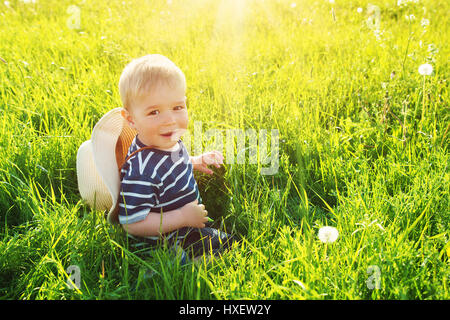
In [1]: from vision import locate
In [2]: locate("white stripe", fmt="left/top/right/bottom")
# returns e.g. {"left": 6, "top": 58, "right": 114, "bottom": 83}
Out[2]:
{"left": 120, "top": 191, "right": 158, "bottom": 199}
{"left": 124, "top": 139, "right": 140, "bottom": 176}
{"left": 138, "top": 151, "right": 154, "bottom": 175}
{"left": 119, "top": 209, "right": 150, "bottom": 224}
{"left": 154, "top": 188, "right": 196, "bottom": 208}
{"left": 180, "top": 171, "right": 193, "bottom": 192}
{"left": 127, "top": 158, "right": 133, "bottom": 176}
{"left": 119, "top": 202, "right": 154, "bottom": 210}
{"left": 151, "top": 155, "right": 169, "bottom": 179}
{"left": 159, "top": 165, "right": 189, "bottom": 197}
{"left": 160, "top": 157, "right": 184, "bottom": 182}
{"left": 121, "top": 179, "right": 162, "bottom": 188}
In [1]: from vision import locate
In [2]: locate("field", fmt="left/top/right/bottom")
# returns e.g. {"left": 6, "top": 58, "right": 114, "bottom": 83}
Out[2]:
{"left": 0, "top": 0, "right": 448, "bottom": 300}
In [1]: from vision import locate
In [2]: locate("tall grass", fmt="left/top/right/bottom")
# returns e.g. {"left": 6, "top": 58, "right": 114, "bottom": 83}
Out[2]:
{"left": 0, "top": 0, "right": 448, "bottom": 299}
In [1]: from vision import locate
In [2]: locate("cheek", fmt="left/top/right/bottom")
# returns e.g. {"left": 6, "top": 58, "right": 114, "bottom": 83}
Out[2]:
{"left": 179, "top": 112, "right": 189, "bottom": 128}
{"left": 136, "top": 118, "right": 155, "bottom": 133}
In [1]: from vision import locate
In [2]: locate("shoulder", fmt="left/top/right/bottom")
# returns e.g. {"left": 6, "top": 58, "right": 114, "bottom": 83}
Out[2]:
{"left": 121, "top": 150, "right": 164, "bottom": 186}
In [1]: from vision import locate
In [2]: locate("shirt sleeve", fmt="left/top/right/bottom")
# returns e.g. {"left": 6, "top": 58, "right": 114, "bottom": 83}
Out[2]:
{"left": 118, "top": 177, "right": 161, "bottom": 225}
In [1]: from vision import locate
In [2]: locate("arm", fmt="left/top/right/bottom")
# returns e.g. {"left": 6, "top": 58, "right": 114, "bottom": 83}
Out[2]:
{"left": 122, "top": 208, "right": 185, "bottom": 237}
{"left": 190, "top": 151, "right": 224, "bottom": 175}
{"left": 122, "top": 200, "right": 209, "bottom": 237}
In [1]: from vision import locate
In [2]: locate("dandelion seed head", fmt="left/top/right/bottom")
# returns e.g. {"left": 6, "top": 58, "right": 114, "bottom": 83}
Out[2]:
{"left": 418, "top": 63, "right": 433, "bottom": 76}
{"left": 318, "top": 226, "right": 339, "bottom": 243}
{"left": 421, "top": 18, "right": 430, "bottom": 27}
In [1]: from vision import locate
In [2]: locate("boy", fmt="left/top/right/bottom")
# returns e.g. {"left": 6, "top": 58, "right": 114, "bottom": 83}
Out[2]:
{"left": 118, "top": 54, "right": 234, "bottom": 259}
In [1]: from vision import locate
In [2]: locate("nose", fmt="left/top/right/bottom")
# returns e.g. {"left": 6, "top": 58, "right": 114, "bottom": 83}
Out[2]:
{"left": 161, "top": 110, "right": 176, "bottom": 125}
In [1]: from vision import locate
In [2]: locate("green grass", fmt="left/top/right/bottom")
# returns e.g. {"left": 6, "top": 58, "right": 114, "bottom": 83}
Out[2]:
{"left": 0, "top": 0, "right": 448, "bottom": 299}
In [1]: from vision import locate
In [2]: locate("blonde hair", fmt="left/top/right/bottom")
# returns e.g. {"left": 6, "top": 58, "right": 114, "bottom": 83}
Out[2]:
{"left": 118, "top": 54, "right": 186, "bottom": 109}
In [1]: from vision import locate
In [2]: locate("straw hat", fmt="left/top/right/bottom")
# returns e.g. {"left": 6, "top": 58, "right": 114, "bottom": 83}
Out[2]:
{"left": 76, "top": 108, "right": 137, "bottom": 224}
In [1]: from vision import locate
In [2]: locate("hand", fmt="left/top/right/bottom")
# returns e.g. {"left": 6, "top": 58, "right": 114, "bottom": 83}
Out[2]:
{"left": 191, "top": 151, "right": 224, "bottom": 175}
{"left": 180, "top": 200, "right": 209, "bottom": 228}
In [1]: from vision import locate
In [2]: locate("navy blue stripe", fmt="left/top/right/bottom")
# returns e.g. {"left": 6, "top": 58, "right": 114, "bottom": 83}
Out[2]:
{"left": 118, "top": 136, "right": 201, "bottom": 224}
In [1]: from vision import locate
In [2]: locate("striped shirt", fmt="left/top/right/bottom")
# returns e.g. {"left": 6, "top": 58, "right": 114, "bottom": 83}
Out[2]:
{"left": 118, "top": 135, "right": 201, "bottom": 225}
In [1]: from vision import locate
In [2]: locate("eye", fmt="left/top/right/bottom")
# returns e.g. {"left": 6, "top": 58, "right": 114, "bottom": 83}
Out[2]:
{"left": 148, "top": 110, "right": 159, "bottom": 116}
{"left": 174, "top": 105, "right": 184, "bottom": 110}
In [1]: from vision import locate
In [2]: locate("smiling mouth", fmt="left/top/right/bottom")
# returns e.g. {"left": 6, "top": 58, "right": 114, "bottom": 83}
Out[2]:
{"left": 161, "top": 131, "right": 174, "bottom": 137}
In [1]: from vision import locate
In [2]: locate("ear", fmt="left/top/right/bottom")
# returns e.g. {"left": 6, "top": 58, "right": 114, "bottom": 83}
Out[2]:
{"left": 121, "top": 108, "right": 135, "bottom": 129}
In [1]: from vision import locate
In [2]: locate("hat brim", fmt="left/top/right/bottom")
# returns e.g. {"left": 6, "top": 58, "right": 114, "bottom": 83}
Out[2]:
{"left": 90, "top": 108, "right": 136, "bottom": 223}
{"left": 77, "top": 140, "right": 113, "bottom": 213}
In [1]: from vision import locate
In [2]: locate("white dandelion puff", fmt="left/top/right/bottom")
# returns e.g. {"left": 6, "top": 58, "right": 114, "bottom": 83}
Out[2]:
{"left": 357, "top": 7, "right": 363, "bottom": 13}
{"left": 421, "top": 18, "right": 430, "bottom": 27}
{"left": 418, "top": 63, "right": 433, "bottom": 76}
{"left": 318, "top": 226, "right": 339, "bottom": 243}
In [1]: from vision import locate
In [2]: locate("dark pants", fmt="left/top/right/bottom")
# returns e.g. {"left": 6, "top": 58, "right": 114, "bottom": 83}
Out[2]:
{"left": 126, "top": 224, "right": 237, "bottom": 260}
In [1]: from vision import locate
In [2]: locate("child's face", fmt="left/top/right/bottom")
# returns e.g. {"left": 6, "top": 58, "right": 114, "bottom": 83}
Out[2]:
{"left": 122, "top": 82, "right": 188, "bottom": 150}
